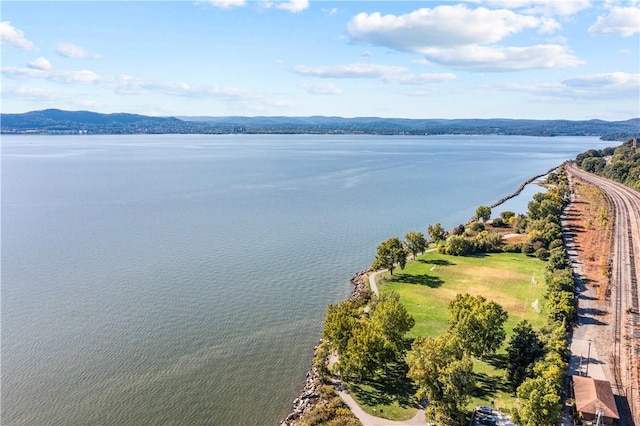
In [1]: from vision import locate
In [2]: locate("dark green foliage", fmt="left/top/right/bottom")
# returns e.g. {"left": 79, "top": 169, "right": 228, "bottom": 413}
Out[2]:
{"left": 404, "top": 231, "right": 427, "bottom": 260}
{"left": 372, "top": 237, "right": 407, "bottom": 275}
{"left": 475, "top": 205, "right": 491, "bottom": 222}
{"left": 506, "top": 320, "right": 545, "bottom": 390}
{"left": 535, "top": 248, "right": 550, "bottom": 260}
{"left": 427, "top": 222, "right": 447, "bottom": 243}
{"left": 445, "top": 235, "right": 473, "bottom": 256}
{"left": 470, "top": 222, "right": 485, "bottom": 232}
{"left": 546, "top": 247, "right": 569, "bottom": 271}
{"left": 502, "top": 243, "right": 522, "bottom": 253}
{"left": 576, "top": 140, "right": 640, "bottom": 190}
{"left": 407, "top": 335, "right": 473, "bottom": 425}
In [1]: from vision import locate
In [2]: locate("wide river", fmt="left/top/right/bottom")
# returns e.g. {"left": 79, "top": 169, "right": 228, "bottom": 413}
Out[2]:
{"left": 1, "top": 134, "right": 611, "bottom": 425}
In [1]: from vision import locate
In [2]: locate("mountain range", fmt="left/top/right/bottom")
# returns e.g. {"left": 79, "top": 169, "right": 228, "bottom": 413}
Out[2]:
{"left": 2, "top": 109, "right": 638, "bottom": 139}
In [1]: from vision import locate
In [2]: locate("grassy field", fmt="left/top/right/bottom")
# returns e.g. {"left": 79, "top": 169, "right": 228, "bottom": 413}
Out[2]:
{"left": 378, "top": 251, "right": 548, "bottom": 339}
{"left": 348, "top": 250, "right": 549, "bottom": 417}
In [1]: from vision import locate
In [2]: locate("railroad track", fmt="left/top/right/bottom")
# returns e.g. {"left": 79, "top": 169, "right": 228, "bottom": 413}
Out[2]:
{"left": 567, "top": 163, "right": 640, "bottom": 424}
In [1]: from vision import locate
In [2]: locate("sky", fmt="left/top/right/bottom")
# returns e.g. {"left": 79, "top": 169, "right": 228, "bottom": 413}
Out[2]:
{"left": 1, "top": 1, "right": 639, "bottom": 120}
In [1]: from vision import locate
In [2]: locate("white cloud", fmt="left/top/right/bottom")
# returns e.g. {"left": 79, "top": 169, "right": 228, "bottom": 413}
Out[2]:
{"left": 503, "top": 72, "right": 640, "bottom": 100}
{"left": 299, "top": 82, "right": 342, "bottom": 95}
{"left": 1, "top": 21, "right": 35, "bottom": 49}
{"left": 562, "top": 72, "right": 640, "bottom": 88}
{"left": 322, "top": 7, "right": 338, "bottom": 16}
{"left": 28, "top": 57, "right": 52, "bottom": 71}
{"left": 481, "top": 0, "right": 592, "bottom": 16}
{"left": 420, "top": 44, "right": 583, "bottom": 71}
{"left": 1, "top": 66, "right": 48, "bottom": 79}
{"left": 208, "top": 0, "right": 245, "bottom": 8}
{"left": 275, "top": 0, "right": 309, "bottom": 13}
{"left": 347, "top": 5, "right": 556, "bottom": 51}
{"left": 588, "top": 6, "right": 640, "bottom": 36}
{"left": 293, "top": 63, "right": 407, "bottom": 78}
{"left": 56, "top": 42, "right": 101, "bottom": 59}
{"left": 51, "top": 70, "right": 102, "bottom": 84}
{"left": 384, "top": 73, "right": 456, "bottom": 85}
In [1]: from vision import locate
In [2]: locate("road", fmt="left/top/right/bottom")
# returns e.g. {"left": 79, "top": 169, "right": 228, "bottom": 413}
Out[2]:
{"left": 566, "top": 163, "right": 640, "bottom": 424}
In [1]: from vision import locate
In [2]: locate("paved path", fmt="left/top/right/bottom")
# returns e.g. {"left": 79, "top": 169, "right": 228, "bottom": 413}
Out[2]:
{"left": 332, "top": 377, "right": 427, "bottom": 426}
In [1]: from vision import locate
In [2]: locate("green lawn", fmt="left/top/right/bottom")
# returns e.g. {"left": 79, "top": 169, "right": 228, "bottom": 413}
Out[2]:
{"left": 378, "top": 251, "right": 548, "bottom": 339}
{"left": 360, "top": 250, "right": 549, "bottom": 414}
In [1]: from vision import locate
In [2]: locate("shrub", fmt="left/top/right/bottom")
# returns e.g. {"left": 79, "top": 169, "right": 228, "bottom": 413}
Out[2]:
{"left": 503, "top": 244, "right": 522, "bottom": 253}
{"left": 535, "top": 248, "right": 550, "bottom": 260}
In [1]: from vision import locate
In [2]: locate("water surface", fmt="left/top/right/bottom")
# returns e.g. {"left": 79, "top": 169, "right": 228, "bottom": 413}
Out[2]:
{"left": 1, "top": 134, "right": 611, "bottom": 425}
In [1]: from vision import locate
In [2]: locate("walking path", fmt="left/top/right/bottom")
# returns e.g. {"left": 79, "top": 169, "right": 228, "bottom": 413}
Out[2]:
{"left": 332, "top": 377, "right": 427, "bottom": 426}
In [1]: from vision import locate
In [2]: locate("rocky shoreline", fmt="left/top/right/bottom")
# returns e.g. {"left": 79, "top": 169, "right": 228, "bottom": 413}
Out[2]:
{"left": 279, "top": 269, "right": 370, "bottom": 426}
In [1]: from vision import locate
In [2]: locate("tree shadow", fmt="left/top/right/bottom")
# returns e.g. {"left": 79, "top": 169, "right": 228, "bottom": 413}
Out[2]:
{"left": 390, "top": 273, "right": 444, "bottom": 288}
{"left": 577, "top": 315, "right": 608, "bottom": 326}
{"left": 417, "top": 258, "right": 455, "bottom": 266}
{"left": 484, "top": 353, "right": 509, "bottom": 370}
{"left": 471, "top": 371, "right": 512, "bottom": 400}
{"left": 348, "top": 361, "right": 418, "bottom": 409}
{"left": 579, "top": 307, "right": 607, "bottom": 316}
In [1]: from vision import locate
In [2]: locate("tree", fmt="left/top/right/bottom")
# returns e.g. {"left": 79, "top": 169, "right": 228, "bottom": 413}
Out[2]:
{"left": 372, "top": 237, "right": 407, "bottom": 275}
{"left": 427, "top": 222, "right": 447, "bottom": 243}
{"left": 514, "top": 377, "right": 562, "bottom": 426}
{"left": 546, "top": 247, "right": 569, "bottom": 271}
{"left": 447, "top": 293, "right": 508, "bottom": 358}
{"left": 370, "top": 291, "right": 415, "bottom": 358}
{"left": 322, "top": 301, "right": 359, "bottom": 355}
{"left": 407, "top": 334, "right": 474, "bottom": 425}
{"left": 506, "top": 320, "right": 545, "bottom": 390}
{"left": 404, "top": 231, "right": 427, "bottom": 260}
{"left": 546, "top": 290, "right": 576, "bottom": 324}
{"left": 475, "top": 205, "right": 491, "bottom": 222}
{"left": 445, "top": 235, "right": 473, "bottom": 256}
{"left": 341, "top": 321, "right": 385, "bottom": 381}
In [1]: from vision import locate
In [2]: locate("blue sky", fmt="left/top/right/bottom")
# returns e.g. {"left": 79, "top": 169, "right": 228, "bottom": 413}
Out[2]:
{"left": 1, "top": 1, "right": 639, "bottom": 119}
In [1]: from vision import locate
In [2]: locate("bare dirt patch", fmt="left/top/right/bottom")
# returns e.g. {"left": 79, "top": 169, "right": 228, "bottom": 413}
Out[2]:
{"left": 563, "top": 179, "right": 612, "bottom": 299}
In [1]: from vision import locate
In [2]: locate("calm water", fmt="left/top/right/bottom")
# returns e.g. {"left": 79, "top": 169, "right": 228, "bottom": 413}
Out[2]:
{"left": 1, "top": 134, "right": 611, "bottom": 425}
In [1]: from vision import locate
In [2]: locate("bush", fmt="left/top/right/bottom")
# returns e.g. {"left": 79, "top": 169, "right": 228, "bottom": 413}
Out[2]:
{"left": 470, "top": 222, "right": 485, "bottom": 232}
{"left": 446, "top": 235, "right": 473, "bottom": 256}
{"left": 522, "top": 242, "right": 535, "bottom": 256}
{"left": 535, "top": 248, "right": 550, "bottom": 260}
{"left": 503, "top": 244, "right": 522, "bottom": 253}
{"left": 491, "top": 217, "right": 506, "bottom": 227}
{"left": 548, "top": 239, "right": 564, "bottom": 250}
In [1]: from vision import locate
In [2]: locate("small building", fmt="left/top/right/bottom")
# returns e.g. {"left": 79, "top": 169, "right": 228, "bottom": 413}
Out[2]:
{"left": 572, "top": 375, "right": 620, "bottom": 425}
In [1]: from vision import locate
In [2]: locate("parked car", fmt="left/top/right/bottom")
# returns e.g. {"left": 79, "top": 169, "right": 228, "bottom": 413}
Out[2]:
{"left": 476, "top": 406, "right": 492, "bottom": 415}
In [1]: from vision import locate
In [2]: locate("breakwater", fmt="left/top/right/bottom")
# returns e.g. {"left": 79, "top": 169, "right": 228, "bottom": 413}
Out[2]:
{"left": 466, "top": 166, "right": 559, "bottom": 223}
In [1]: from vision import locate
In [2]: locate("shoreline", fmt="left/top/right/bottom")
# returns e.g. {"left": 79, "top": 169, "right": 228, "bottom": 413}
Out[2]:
{"left": 280, "top": 270, "right": 370, "bottom": 426}
{"left": 280, "top": 169, "right": 559, "bottom": 425}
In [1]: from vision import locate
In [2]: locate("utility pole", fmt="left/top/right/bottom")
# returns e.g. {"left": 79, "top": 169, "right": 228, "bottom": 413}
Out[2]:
{"left": 585, "top": 340, "right": 592, "bottom": 377}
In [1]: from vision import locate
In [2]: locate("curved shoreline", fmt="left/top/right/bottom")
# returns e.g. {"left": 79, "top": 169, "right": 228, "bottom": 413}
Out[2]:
{"left": 280, "top": 169, "right": 558, "bottom": 425}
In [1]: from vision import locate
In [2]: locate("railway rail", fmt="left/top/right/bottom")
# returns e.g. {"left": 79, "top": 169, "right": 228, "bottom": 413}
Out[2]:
{"left": 566, "top": 163, "right": 640, "bottom": 424}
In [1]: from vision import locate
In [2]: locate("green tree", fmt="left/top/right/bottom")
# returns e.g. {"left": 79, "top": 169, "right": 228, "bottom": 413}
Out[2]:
{"left": 370, "top": 291, "right": 415, "bottom": 359}
{"left": 372, "top": 237, "right": 407, "bottom": 275}
{"left": 427, "top": 222, "right": 447, "bottom": 243}
{"left": 407, "top": 334, "right": 473, "bottom": 425}
{"left": 445, "top": 235, "right": 473, "bottom": 256}
{"left": 514, "top": 377, "right": 562, "bottom": 426}
{"left": 447, "top": 293, "right": 508, "bottom": 358}
{"left": 404, "top": 231, "right": 427, "bottom": 260}
{"left": 322, "top": 301, "right": 359, "bottom": 355}
{"left": 475, "top": 205, "right": 491, "bottom": 222}
{"left": 341, "top": 321, "right": 385, "bottom": 381}
{"left": 506, "top": 320, "right": 545, "bottom": 390}
{"left": 546, "top": 290, "right": 576, "bottom": 324}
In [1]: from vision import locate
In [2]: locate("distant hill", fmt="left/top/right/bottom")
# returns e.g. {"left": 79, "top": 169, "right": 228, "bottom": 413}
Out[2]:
{"left": 2, "top": 109, "right": 639, "bottom": 138}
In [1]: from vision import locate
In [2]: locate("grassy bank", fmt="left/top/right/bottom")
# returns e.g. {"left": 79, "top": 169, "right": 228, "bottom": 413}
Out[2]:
{"left": 348, "top": 250, "right": 549, "bottom": 415}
